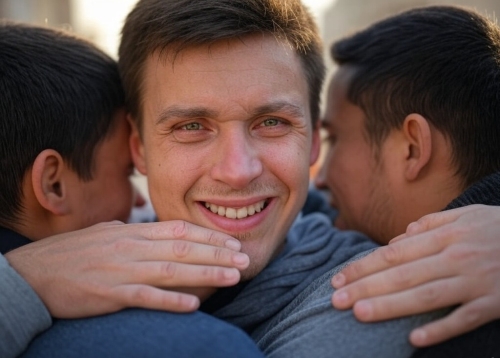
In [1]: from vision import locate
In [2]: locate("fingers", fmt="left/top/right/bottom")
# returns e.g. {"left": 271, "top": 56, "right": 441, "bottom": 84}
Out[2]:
{"left": 409, "top": 296, "right": 498, "bottom": 347}
{"left": 124, "top": 220, "right": 242, "bottom": 250}
{"left": 332, "top": 254, "right": 453, "bottom": 310}
{"left": 130, "top": 261, "right": 242, "bottom": 288}
{"left": 348, "top": 277, "right": 468, "bottom": 322}
{"left": 113, "top": 285, "right": 201, "bottom": 313}
{"left": 403, "top": 205, "right": 481, "bottom": 237}
{"left": 332, "top": 233, "right": 447, "bottom": 290}
{"left": 112, "top": 238, "right": 249, "bottom": 269}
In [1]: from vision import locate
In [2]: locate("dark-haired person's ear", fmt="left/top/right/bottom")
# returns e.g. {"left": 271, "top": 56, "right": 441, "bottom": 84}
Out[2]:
{"left": 128, "top": 114, "right": 147, "bottom": 175}
{"left": 31, "top": 149, "right": 70, "bottom": 215}
{"left": 402, "top": 113, "right": 432, "bottom": 181}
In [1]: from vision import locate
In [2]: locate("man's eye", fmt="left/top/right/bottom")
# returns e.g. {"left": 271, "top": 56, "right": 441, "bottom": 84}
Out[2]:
{"left": 261, "top": 118, "right": 280, "bottom": 127}
{"left": 181, "top": 122, "right": 203, "bottom": 130}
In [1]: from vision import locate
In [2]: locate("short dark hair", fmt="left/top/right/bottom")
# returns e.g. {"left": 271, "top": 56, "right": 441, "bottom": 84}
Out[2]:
{"left": 119, "top": 0, "right": 324, "bottom": 133}
{"left": 0, "top": 21, "right": 125, "bottom": 227}
{"left": 331, "top": 6, "right": 500, "bottom": 187}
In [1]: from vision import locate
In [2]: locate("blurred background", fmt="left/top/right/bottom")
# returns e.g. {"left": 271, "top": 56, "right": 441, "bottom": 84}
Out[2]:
{"left": 1, "top": 0, "right": 498, "bottom": 60}
{"left": 1, "top": 0, "right": 499, "bottom": 198}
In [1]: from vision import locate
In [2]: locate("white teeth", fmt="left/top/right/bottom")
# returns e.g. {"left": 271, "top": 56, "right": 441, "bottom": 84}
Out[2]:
{"left": 236, "top": 207, "right": 247, "bottom": 219}
{"left": 204, "top": 200, "right": 266, "bottom": 219}
{"left": 226, "top": 208, "right": 237, "bottom": 219}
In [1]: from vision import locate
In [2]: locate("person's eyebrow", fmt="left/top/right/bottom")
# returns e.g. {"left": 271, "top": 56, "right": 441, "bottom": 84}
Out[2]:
{"left": 156, "top": 106, "right": 218, "bottom": 125}
{"left": 252, "top": 101, "right": 305, "bottom": 119}
{"left": 156, "top": 101, "right": 305, "bottom": 125}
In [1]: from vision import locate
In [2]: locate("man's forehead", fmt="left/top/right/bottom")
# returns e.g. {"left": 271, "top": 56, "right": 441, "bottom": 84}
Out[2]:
{"left": 148, "top": 34, "right": 298, "bottom": 67}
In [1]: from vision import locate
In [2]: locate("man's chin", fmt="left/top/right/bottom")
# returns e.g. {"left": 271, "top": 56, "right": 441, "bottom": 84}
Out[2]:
{"left": 239, "top": 264, "right": 264, "bottom": 282}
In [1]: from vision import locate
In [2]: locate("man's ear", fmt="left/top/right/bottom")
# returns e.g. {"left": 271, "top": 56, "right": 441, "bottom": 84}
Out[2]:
{"left": 310, "top": 120, "right": 321, "bottom": 166}
{"left": 128, "top": 113, "right": 147, "bottom": 175}
{"left": 31, "top": 149, "right": 70, "bottom": 215}
{"left": 402, "top": 113, "right": 432, "bottom": 181}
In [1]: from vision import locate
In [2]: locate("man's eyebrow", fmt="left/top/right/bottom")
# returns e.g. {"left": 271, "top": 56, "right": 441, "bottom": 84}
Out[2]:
{"left": 156, "top": 106, "right": 218, "bottom": 125}
{"left": 156, "top": 101, "right": 304, "bottom": 125}
{"left": 252, "top": 101, "right": 305, "bottom": 118}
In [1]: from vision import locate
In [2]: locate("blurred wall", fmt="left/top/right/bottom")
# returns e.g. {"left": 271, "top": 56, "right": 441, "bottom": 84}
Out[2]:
{"left": 323, "top": 0, "right": 500, "bottom": 51}
{"left": 0, "top": 0, "right": 70, "bottom": 28}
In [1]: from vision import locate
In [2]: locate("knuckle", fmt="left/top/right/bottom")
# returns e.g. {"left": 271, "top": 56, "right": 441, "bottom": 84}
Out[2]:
{"left": 462, "top": 306, "right": 482, "bottom": 327}
{"left": 165, "top": 292, "right": 184, "bottom": 310}
{"left": 160, "top": 262, "right": 177, "bottom": 279}
{"left": 412, "top": 215, "right": 432, "bottom": 232}
{"left": 206, "top": 231, "right": 220, "bottom": 246}
{"left": 172, "top": 240, "right": 191, "bottom": 258}
{"left": 391, "top": 265, "right": 413, "bottom": 287}
{"left": 132, "top": 286, "right": 152, "bottom": 305}
{"left": 171, "top": 220, "right": 188, "bottom": 239}
{"left": 417, "top": 285, "right": 440, "bottom": 305}
{"left": 213, "top": 247, "right": 225, "bottom": 262}
{"left": 200, "top": 266, "right": 213, "bottom": 279}
{"left": 381, "top": 244, "right": 403, "bottom": 264}
{"left": 111, "top": 238, "right": 136, "bottom": 252}
{"left": 443, "top": 244, "right": 478, "bottom": 262}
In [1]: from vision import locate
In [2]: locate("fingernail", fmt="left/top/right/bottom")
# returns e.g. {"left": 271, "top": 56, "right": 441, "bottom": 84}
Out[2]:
{"left": 233, "top": 252, "right": 249, "bottom": 266}
{"left": 332, "top": 273, "right": 346, "bottom": 287}
{"left": 410, "top": 329, "right": 427, "bottom": 345}
{"left": 355, "top": 300, "right": 373, "bottom": 320}
{"left": 333, "top": 290, "right": 349, "bottom": 306}
{"left": 182, "top": 295, "right": 200, "bottom": 310}
{"left": 225, "top": 239, "right": 241, "bottom": 251}
{"left": 224, "top": 268, "right": 239, "bottom": 280}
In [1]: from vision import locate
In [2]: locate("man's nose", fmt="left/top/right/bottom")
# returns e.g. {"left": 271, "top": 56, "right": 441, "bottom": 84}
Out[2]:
{"left": 210, "top": 129, "right": 263, "bottom": 190}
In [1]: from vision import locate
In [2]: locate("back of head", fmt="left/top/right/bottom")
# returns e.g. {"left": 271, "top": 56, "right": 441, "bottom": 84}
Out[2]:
{"left": 0, "top": 21, "right": 124, "bottom": 227}
{"left": 331, "top": 6, "right": 500, "bottom": 188}
{"left": 119, "top": 0, "right": 324, "bottom": 131}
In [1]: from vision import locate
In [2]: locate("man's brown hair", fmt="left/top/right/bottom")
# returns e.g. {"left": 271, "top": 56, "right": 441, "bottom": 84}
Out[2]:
{"left": 119, "top": 0, "right": 324, "bottom": 134}
{"left": 331, "top": 6, "right": 500, "bottom": 187}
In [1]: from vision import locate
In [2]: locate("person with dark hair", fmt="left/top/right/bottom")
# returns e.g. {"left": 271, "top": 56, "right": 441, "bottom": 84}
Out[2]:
{"left": 313, "top": 5, "right": 500, "bottom": 356}
{"left": 113, "top": 0, "right": 449, "bottom": 357}
{"left": 4, "top": 2, "right": 499, "bottom": 357}
{"left": 0, "top": 21, "right": 262, "bottom": 358}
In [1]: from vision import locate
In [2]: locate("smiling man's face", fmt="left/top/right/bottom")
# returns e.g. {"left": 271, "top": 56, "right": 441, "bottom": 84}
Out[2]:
{"left": 131, "top": 34, "right": 320, "bottom": 279}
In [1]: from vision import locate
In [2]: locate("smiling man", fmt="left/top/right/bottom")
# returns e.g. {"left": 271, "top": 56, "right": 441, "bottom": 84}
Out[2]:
{"left": 116, "top": 1, "right": 446, "bottom": 357}
{"left": 130, "top": 35, "right": 316, "bottom": 281}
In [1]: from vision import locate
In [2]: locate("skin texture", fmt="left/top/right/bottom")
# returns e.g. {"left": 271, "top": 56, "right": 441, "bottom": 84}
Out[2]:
{"left": 131, "top": 34, "right": 320, "bottom": 281}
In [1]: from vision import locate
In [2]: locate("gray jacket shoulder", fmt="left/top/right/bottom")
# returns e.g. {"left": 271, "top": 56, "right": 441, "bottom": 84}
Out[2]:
{"left": 0, "top": 254, "right": 52, "bottom": 358}
{"left": 254, "top": 251, "right": 447, "bottom": 358}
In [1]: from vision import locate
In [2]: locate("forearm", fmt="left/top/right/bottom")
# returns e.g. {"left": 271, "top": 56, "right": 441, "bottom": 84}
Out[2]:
{"left": 0, "top": 254, "right": 52, "bottom": 358}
